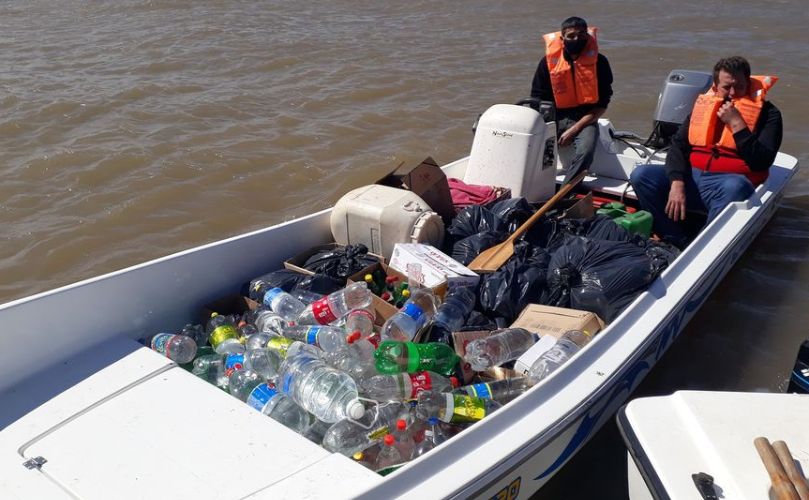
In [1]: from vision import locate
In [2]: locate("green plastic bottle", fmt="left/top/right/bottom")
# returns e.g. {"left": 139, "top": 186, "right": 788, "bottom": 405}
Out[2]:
{"left": 374, "top": 341, "right": 460, "bottom": 376}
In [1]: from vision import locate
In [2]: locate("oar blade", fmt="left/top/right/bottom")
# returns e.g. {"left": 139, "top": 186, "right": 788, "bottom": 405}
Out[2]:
{"left": 468, "top": 240, "right": 515, "bottom": 273}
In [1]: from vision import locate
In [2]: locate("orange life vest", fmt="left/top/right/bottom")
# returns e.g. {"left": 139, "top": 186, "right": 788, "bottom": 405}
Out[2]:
{"left": 542, "top": 28, "right": 600, "bottom": 109}
{"left": 688, "top": 75, "right": 777, "bottom": 185}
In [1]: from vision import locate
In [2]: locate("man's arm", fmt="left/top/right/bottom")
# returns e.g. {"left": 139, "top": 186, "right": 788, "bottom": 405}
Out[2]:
{"left": 731, "top": 103, "right": 783, "bottom": 171}
{"left": 662, "top": 118, "right": 692, "bottom": 221}
{"left": 530, "top": 57, "right": 553, "bottom": 101}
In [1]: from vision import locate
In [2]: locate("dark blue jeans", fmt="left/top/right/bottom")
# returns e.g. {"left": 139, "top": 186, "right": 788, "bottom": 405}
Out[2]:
{"left": 629, "top": 165, "right": 755, "bottom": 247}
{"left": 558, "top": 116, "right": 598, "bottom": 184}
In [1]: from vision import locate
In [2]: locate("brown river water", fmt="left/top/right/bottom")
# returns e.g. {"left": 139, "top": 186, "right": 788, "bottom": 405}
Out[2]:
{"left": 2, "top": 1, "right": 808, "bottom": 497}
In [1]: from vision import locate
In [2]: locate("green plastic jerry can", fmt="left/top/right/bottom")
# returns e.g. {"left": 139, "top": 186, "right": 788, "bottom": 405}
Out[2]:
{"left": 596, "top": 202, "right": 653, "bottom": 238}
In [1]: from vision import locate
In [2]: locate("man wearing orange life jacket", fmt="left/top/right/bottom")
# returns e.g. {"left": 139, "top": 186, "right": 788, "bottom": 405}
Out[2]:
{"left": 530, "top": 16, "right": 613, "bottom": 183}
{"left": 630, "top": 56, "right": 783, "bottom": 248}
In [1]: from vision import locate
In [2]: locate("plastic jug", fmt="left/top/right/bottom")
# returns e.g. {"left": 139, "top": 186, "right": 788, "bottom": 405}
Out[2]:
{"left": 596, "top": 202, "right": 653, "bottom": 238}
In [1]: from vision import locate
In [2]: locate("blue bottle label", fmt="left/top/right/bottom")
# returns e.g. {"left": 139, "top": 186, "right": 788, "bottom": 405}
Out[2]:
{"left": 224, "top": 353, "right": 244, "bottom": 377}
{"left": 469, "top": 383, "right": 492, "bottom": 399}
{"left": 150, "top": 333, "right": 174, "bottom": 355}
{"left": 263, "top": 287, "right": 284, "bottom": 306}
{"left": 402, "top": 303, "right": 424, "bottom": 322}
{"left": 306, "top": 327, "right": 320, "bottom": 345}
{"left": 246, "top": 383, "right": 278, "bottom": 411}
{"left": 283, "top": 374, "right": 294, "bottom": 394}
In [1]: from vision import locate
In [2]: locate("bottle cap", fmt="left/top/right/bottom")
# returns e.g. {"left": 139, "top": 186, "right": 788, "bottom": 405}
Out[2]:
{"left": 427, "top": 417, "right": 440, "bottom": 425}
{"left": 210, "top": 312, "right": 219, "bottom": 318}
{"left": 401, "top": 289, "right": 411, "bottom": 298}
{"left": 396, "top": 419, "right": 407, "bottom": 431}
{"left": 347, "top": 400, "right": 365, "bottom": 420}
{"left": 364, "top": 274, "right": 373, "bottom": 282}
{"left": 346, "top": 331, "right": 362, "bottom": 344}
{"left": 352, "top": 451, "right": 364, "bottom": 461}
{"left": 383, "top": 434, "right": 395, "bottom": 446}
{"left": 449, "top": 376, "right": 460, "bottom": 388}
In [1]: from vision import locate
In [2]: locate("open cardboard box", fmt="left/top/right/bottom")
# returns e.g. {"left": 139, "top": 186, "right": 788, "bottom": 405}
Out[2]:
{"left": 509, "top": 304, "right": 604, "bottom": 340}
{"left": 377, "top": 156, "right": 455, "bottom": 225}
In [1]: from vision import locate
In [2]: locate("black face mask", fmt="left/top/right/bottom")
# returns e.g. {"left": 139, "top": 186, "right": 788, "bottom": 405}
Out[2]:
{"left": 564, "top": 37, "right": 588, "bottom": 55}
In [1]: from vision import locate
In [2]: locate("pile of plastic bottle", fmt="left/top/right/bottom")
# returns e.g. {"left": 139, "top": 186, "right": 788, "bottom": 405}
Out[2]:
{"left": 144, "top": 270, "right": 593, "bottom": 475}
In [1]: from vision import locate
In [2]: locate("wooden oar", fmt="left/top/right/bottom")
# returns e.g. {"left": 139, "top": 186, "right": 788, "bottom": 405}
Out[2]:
{"left": 754, "top": 437, "right": 800, "bottom": 500}
{"left": 773, "top": 440, "right": 809, "bottom": 500}
{"left": 468, "top": 170, "right": 587, "bottom": 273}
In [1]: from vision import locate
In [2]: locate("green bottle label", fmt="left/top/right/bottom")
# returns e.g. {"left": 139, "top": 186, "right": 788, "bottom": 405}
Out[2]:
{"left": 209, "top": 325, "right": 237, "bottom": 347}
{"left": 442, "top": 393, "right": 487, "bottom": 423}
{"left": 406, "top": 342, "right": 420, "bottom": 372}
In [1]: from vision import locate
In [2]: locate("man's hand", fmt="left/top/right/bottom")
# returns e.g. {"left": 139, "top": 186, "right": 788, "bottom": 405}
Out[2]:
{"left": 666, "top": 180, "right": 687, "bottom": 221}
{"left": 717, "top": 101, "right": 747, "bottom": 133}
{"left": 558, "top": 125, "right": 579, "bottom": 147}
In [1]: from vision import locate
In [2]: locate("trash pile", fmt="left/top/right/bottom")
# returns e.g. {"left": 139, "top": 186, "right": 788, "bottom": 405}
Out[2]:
{"left": 142, "top": 170, "right": 679, "bottom": 476}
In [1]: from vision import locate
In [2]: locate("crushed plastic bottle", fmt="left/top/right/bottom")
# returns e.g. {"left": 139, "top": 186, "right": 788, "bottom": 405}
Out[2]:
{"left": 527, "top": 330, "right": 593, "bottom": 383}
{"left": 297, "top": 282, "right": 373, "bottom": 325}
{"left": 321, "top": 401, "right": 405, "bottom": 456}
{"left": 426, "top": 287, "right": 476, "bottom": 344}
{"left": 362, "top": 371, "right": 458, "bottom": 402}
{"left": 379, "top": 288, "right": 440, "bottom": 341}
{"left": 454, "top": 377, "right": 532, "bottom": 404}
{"left": 463, "top": 328, "right": 538, "bottom": 371}
{"left": 281, "top": 325, "right": 361, "bottom": 352}
{"left": 415, "top": 390, "right": 501, "bottom": 424}
{"left": 149, "top": 333, "right": 198, "bottom": 364}
{"left": 207, "top": 313, "right": 244, "bottom": 355}
{"left": 279, "top": 342, "right": 365, "bottom": 423}
{"left": 412, "top": 417, "right": 448, "bottom": 458}
{"left": 227, "top": 369, "right": 312, "bottom": 433}
{"left": 374, "top": 341, "right": 460, "bottom": 376}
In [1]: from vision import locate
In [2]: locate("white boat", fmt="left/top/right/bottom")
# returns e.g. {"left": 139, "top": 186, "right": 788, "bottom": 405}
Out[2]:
{"left": 0, "top": 74, "right": 799, "bottom": 498}
{"left": 617, "top": 390, "right": 809, "bottom": 499}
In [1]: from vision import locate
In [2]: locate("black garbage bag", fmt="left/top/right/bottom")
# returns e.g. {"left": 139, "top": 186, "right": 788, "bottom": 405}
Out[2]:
{"left": 451, "top": 230, "right": 506, "bottom": 265}
{"left": 546, "top": 214, "right": 637, "bottom": 251}
{"left": 545, "top": 236, "right": 657, "bottom": 322}
{"left": 489, "top": 197, "right": 534, "bottom": 232}
{"left": 644, "top": 240, "right": 680, "bottom": 275}
{"left": 478, "top": 242, "right": 551, "bottom": 324}
{"left": 244, "top": 269, "right": 343, "bottom": 298}
{"left": 302, "top": 244, "right": 378, "bottom": 280}
{"left": 447, "top": 205, "right": 504, "bottom": 239}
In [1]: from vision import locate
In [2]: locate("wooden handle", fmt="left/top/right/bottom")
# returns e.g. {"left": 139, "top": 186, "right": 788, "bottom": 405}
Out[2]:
{"left": 508, "top": 170, "right": 587, "bottom": 242}
{"left": 773, "top": 440, "right": 809, "bottom": 500}
{"left": 755, "top": 437, "right": 801, "bottom": 500}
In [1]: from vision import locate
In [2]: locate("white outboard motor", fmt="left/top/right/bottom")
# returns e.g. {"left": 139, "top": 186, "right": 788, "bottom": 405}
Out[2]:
{"left": 647, "top": 70, "right": 712, "bottom": 148}
{"left": 463, "top": 104, "right": 557, "bottom": 203}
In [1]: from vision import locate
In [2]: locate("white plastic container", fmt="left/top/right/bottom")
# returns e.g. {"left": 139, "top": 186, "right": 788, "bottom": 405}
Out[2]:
{"left": 464, "top": 104, "right": 557, "bottom": 202}
{"left": 330, "top": 185, "right": 445, "bottom": 261}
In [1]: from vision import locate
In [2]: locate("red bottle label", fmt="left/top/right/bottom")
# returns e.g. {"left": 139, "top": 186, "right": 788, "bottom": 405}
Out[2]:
{"left": 409, "top": 371, "right": 433, "bottom": 397}
{"left": 311, "top": 297, "right": 337, "bottom": 324}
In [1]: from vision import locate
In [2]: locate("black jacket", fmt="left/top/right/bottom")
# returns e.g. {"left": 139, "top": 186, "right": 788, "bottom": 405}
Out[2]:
{"left": 530, "top": 52, "right": 614, "bottom": 120}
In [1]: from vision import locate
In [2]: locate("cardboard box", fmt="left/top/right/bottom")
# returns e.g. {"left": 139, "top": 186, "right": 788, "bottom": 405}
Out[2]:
{"left": 200, "top": 294, "right": 260, "bottom": 325}
{"left": 512, "top": 335, "right": 558, "bottom": 376}
{"left": 509, "top": 304, "right": 604, "bottom": 340}
{"left": 377, "top": 156, "right": 455, "bottom": 225}
{"left": 388, "top": 243, "right": 479, "bottom": 293}
{"left": 561, "top": 192, "right": 594, "bottom": 220}
{"left": 347, "top": 262, "right": 402, "bottom": 326}
{"left": 284, "top": 242, "right": 383, "bottom": 280}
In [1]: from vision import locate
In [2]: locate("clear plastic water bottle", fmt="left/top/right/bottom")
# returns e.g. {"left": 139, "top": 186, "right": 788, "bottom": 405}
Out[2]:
{"left": 179, "top": 323, "right": 208, "bottom": 347}
{"left": 412, "top": 417, "right": 448, "bottom": 458}
{"left": 415, "top": 390, "right": 501, "bottom": 424}
{"left": 454, "top": 377, "right": 532, "bottom": 403}
{"left": 254, "top": 309, "right": 287, "bottom": 335}
{"left": 281, "top": 325, "right": 360, "bottom": 352}
{"left": 361, "top": 371, "right": 458, "bottom": 402}
{"left": 291, "top": 289, "right": 324, "bottom": 305}
{"left": 244, "top": 347, "right": 283, "bottom": 382}
{"left": 279, "top": 342, "right": 365, "bottom": 423}
{"left": 302, "top": 418, "right": 332, "bottom": 445}
{"left": 527, "top": 330, "right": 593, "bottom": 383}
{"left": 322, "top": 339, "right": 379, "bottom": 382}
{"left": 191, "top": 353, "right": 228, "bottom": 389}
{"left": 374, "top": 434, "right": 404, "bottom": 471}
{"left": 426, "top": 287, "right": 476, "bottom": 344}
{"left": 224, "top": 352, "right": 246, "bottom": 378}
{"left": 149, "top": 333, "right": 198, "bottom": 364}
{"left": 374, "top": 341, "right": 460, "bottom": 376}
{"left": 379, "top": 288, "right": 440, "bottom": 342}
{"left": 255, "top": 286, "right": 307, "bottom": 322}
{"left": 266, "top": 336, "right": 295, "bottom": 359}
{"left": 297, "top": 282, "right": 373, "bottom": 325}
{"left": 244, "top": 331, "right": 274, "bottom": 351}
{"left": 463, "top": 328, "right": 539, "bottom": 371}
{"left": 321, "top": 401, "right": 405, "bottom": 456}
{"left": 206, "top": 313, "right": 244, "bottom": 355}
{"left": 391, "top": 419, "right": 415, "bottom": 459}
{"left": 344, "top": 304, "right": 376, "bottom": 339}
{"left": 227, "top": 369, "right": 312, "bottom": 433}
{"left": 237, "top": 320, "right": 259, "bottom": 338}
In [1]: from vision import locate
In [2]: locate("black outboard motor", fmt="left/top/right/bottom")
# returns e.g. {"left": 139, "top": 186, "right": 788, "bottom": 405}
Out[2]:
{"left": 646, "top": 70, "right": 713, "bottom": 149}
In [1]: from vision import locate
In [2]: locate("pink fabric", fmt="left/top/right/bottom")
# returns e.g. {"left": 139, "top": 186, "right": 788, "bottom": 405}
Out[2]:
{"left": 447, "top": 177, "right": 506, "bottom": 212}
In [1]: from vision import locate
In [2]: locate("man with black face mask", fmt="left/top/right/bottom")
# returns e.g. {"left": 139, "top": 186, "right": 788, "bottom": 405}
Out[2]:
{"left": 530, "top": 16, "right": 613, "bottom": 183}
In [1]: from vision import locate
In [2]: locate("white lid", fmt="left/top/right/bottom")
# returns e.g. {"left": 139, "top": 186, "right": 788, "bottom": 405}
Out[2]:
{"left": 410, "top": 211, "right": 445, "bottom": 248}
{"left": 347, "top": 400, "right": 365, "bottom": 420}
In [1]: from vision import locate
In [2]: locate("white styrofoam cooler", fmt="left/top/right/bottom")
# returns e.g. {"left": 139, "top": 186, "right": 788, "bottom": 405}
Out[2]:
{"left": 464, "top": 104, "right": 557, "bottom": 203}
{"left": 330, "top": 184, "right": 445, "bottom": 260}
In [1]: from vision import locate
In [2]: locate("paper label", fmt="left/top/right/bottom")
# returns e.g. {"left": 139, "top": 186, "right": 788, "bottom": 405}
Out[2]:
{"left": 312, "top": 297, "right": 337, "bottom": 324}
{"left": 409, "top": 372, "right": 433, "bottom": 397}
{"left": 150, "top": 333, "right": 174, "bottom": 356}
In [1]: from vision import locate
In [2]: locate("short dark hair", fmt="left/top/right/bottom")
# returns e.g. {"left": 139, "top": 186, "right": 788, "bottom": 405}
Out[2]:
{"left": 561, "top": 16, "right": 588, "bottom": 31}
{"left": 713, "top": 56, "right": 751, "bottom": 84}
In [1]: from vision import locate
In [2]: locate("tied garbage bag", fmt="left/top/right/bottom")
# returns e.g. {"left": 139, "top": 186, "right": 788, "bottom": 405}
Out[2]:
{"left": 489, "top": 197, "right": 534, "bottom": 232}
{"left": 246, "top": 269, "right": 343, "bottom": 297}
{"left": 545, "top": 236, "right": 658, "bottom": 322}
{"left": 451, "top": 230, "right": 504, "bottom": 265}
{"left": 546, "top": 214, "right": 635, "bottom": 251}
{"left": 447, "top": 205, "right": 504, "bottom": 239}
{"left": 479, "top": 242, "right": 551, "bottom": 324}
{"left": 302, "top": 244, "right": 378, "bottom": 280}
